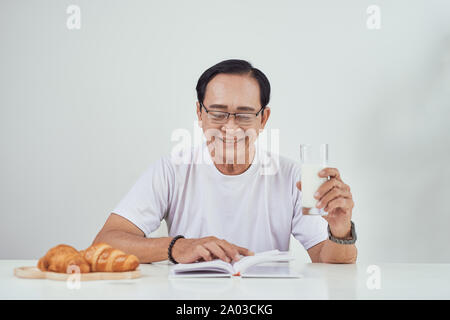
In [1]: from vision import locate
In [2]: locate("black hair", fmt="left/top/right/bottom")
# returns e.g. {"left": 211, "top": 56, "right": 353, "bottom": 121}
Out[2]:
{"left": 196, "top": 59, "right": 271, "bottom": 109}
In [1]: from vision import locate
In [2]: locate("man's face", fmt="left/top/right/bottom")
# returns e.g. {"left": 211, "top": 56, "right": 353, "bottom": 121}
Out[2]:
{"left": 196, "top": 73, "right": 270, "bottom": 165}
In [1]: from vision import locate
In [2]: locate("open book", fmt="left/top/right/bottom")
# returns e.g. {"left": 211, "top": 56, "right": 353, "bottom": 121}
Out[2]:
{"left": 169, "top": 250, "right": 301, "bottom": 278}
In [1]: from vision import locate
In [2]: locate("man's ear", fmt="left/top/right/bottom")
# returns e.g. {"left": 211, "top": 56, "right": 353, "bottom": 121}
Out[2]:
{"left": 196, "top": 101, "right": 203, "bottom": 128}
{"left": 196, "top": 102, "right": 201, "bottom": 118}
{"left": 260, "top": 106, "right": 271, "bottom": 130}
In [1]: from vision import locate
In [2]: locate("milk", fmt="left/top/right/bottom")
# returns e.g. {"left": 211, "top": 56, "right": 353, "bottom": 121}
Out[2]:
{"left": 301, "top": 164, "right": 327, "bottom": 213}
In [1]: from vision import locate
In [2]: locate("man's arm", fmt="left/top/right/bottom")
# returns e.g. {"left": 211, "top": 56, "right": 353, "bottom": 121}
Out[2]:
{"left": 297, "top": 167, "right": 357, "bottom": 264}
{"left": 307, "top": 239, "right": 357, "bottom": 264}
{"left": 93, "top": 213, "right": 254, "bottom": 264}
{"left": 93, "top": 213, "right": 173, "bottom": 263}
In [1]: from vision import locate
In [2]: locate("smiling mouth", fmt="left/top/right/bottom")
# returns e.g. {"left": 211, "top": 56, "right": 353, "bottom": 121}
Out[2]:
{"left": 217, "top": 137, "right": 245, "bottom": 144}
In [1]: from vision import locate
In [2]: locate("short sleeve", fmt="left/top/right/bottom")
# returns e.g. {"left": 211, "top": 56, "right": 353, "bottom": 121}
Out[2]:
{"left": 111, "top": 156, "right": 173, "bottom": 238}
{"left": 290, "top": 164, "right": 328, "bottom": 250}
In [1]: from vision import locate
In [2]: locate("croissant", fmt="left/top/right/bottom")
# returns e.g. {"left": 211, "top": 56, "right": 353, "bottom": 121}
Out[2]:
{"left": 82, "top": 243, "right": 139, "bottom": 272}
{"left": 37, "top": 244, "right": 90, "bottom": 273}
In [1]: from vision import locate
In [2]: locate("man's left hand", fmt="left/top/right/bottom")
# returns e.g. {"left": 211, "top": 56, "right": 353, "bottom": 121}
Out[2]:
{"left": 297, "top": 167, "right": 354, "bottom": 239}
{"left": 316, "top": 167, "right": 354, "bottom": 238}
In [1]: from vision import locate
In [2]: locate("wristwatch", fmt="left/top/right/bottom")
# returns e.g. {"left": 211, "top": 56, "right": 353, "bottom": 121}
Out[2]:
{"left": 327, "top": 221, "right": 357, "bottom": 245}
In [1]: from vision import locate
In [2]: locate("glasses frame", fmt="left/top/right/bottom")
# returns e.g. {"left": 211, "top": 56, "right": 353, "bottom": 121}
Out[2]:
{"left": 199, "top": 102, "right": 265, "bottom": 125}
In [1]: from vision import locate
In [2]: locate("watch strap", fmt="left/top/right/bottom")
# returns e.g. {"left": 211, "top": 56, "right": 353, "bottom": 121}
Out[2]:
{"left": 327, "top": 221, "right": 357, "bottom": 245}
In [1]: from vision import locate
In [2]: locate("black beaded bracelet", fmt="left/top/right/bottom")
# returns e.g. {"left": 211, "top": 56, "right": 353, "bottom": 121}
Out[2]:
{"left": 168, "top": 235, "right": 185, "bottom": 264}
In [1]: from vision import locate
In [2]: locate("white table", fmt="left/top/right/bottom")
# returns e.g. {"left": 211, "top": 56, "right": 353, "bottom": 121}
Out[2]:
{"left": 1, "top": 260, "right": 450, "bottom": 299}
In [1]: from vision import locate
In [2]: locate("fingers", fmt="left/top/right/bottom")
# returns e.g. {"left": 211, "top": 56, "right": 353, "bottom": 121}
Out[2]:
{"left": 315, "top": 178, "right": 350, "bottom": 201}
{"left": 234, "top": 244, "right": 254, "bottom": 257}
{"left": 312, "top": 168, "right": 353, "bottom": 214}
{"left": 217, "top": 240, "right": 254, "bottom": 261}
{"left": 174, "top": 238, "right": 249, "bottom": 264}
{"left": 296, "top": 181, "right": 302, "bottom": 191}
{"left": 201, "top": 237, "right": 253, "bottom": 263}
{"left": 203, "top": 242, "right": 232, "bottom": 263}
{"left": 194, "top": 244, "right": 212, "bottom": 262}
{"left": 324, "top": 198, "right": 353, "bottom": 214}
{"left": 217, "top": 240, "right": 250, "bottom": 262}
{"left": 316, "top": 187, "right": 351, "bottom": 209}
{"left": 318, "top": 167, "right": 342, "bottom": 181}
{"left": 179, "top": 237, "right": 254, "bottom": 264}
{"left": 201, "top": 239, "right": 253, "bottom": 263}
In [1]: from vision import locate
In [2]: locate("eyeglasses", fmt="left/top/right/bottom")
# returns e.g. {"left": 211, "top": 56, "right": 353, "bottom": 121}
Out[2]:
{"left": 200, "top": 102, "right": 265, "bottom": 126}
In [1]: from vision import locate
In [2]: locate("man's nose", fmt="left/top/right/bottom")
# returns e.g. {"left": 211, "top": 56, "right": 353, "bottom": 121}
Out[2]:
{"left": 221, "top": 115, "right": 241, "bottom": 132}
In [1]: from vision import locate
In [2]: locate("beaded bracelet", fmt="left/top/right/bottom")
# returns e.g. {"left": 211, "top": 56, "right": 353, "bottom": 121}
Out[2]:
{"left": 168, "top": 235, "right": 185, "bottom": 264}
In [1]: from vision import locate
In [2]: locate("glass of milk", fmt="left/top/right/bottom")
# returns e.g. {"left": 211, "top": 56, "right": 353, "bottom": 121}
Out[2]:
{"left": 300, "top": 144, "right": 329, "bottom": 216}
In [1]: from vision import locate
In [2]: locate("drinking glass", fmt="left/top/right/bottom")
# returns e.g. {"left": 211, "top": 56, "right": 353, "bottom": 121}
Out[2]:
{"left": 300, "top": 144, "right": 329, "bottom": 216}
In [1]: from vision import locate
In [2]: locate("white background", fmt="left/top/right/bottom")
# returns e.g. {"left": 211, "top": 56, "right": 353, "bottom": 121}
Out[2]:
{"left": 1, "top": 0, "right": 449, "bottom": 263}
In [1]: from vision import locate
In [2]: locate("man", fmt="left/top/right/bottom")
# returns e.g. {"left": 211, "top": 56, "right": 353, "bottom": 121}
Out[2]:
{"left": 93, "top": 59, "right": 357, "bottom": 264}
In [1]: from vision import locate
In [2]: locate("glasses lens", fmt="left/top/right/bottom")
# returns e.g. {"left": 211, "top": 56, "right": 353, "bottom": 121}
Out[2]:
{"left": 235, "top": 114, "right": 256, "bottom": 124}
{"left": 207, "top": 110, "right": 257, "bottom": 125}
{"left": 208, "top": 112, "right": 228, "bottom": 123}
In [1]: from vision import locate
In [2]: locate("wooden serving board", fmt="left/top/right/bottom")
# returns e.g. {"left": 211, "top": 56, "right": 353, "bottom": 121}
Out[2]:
{"left": 14, "top": 266, "right": 141, "bottom": 281}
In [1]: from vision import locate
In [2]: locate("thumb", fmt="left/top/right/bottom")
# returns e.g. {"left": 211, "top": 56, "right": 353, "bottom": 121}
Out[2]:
{"left": 296, "top": 181, "right": 302, "bottom": 191}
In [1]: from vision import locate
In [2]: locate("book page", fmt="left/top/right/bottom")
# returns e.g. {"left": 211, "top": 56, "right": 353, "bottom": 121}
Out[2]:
{"left": 169, "top": 250, "right": 294, "bottom": 278}
{"left": 240, "top": 262, "right": 302, "bottom": 278}
{"left": 170, "top": 259, "right": 234, "bottom": 277}
{"left": 232, "top": 250, "right": 294, "bottom": 274}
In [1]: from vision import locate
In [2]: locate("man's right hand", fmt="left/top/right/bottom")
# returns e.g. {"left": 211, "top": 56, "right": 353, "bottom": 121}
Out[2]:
{"left": 171, "top": 236, "right": 254, "bottom": 264}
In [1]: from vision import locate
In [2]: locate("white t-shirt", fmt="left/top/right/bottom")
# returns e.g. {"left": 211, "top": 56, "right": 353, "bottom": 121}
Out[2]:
{"left": 112, "top": 142, "right": 328, "bottom": 253}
